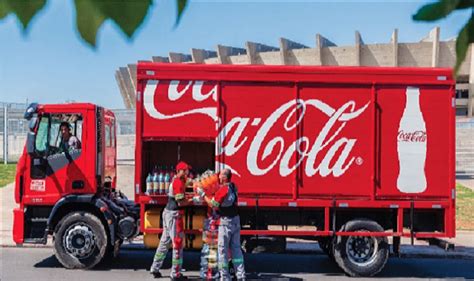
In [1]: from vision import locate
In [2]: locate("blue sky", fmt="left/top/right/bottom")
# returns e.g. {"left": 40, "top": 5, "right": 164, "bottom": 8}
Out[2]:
{"left": 0, "top": 0, "right": 471, "bottom": 109}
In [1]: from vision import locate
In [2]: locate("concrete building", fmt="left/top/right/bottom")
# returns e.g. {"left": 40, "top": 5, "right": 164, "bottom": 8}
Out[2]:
{"left": 115, "top": 27, "right": 474, "bottom": 116}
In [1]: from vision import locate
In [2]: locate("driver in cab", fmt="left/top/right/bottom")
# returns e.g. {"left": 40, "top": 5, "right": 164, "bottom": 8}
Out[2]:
{"left": 59, "top": 122, "right": 81, "bottom": 152}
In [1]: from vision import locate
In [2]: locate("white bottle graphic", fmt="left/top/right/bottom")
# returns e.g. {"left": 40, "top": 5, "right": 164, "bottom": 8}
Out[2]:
{"left": 397, "top": 87, "right": 427, "bottom": 193}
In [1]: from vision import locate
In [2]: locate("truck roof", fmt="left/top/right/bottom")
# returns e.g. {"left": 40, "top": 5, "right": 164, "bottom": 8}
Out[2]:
{"left": 40, "top": 103, "right": 97, "bottom": 111}
{"left": 137, "top": 63, "right": 454, "bottom": 86}
{"left": 39, "top": 103, "right": 115, "bottom": 117}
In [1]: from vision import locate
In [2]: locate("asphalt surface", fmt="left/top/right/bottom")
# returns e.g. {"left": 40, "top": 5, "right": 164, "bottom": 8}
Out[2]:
{"left": 1, "top": 247, "right": 474, "bottom": 281}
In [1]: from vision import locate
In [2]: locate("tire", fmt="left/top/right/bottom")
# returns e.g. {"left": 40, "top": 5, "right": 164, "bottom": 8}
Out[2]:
{"left": 53, "top": 212, "right": 108, "bottom": 269}
{"left": 333, "top": 219, "right": 389, "bottom": 277}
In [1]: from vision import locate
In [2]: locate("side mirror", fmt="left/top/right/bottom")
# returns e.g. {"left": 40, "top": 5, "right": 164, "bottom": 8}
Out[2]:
{"left": 26, "top": 132, "right": 36, "bottom": 155}
{"left": 26, "top": 115, "right": 38, "bottom": 155}
{"left": 29, "top": 116, "right": 38, "bottom": 132}
{"left": 24, "top": 103, "right": 38, "bottom": 120}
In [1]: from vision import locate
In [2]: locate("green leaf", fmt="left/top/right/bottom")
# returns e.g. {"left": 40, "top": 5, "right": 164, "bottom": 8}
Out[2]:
{"left": 175, "top": 0, "right": 188, "bottom": 26}
{"left": 74, "top": 0, "right": 152, "bottom": 47}
{"left": 454, "top": 14, "right": 474, "bottom": 73}
{"left": 456, "top": 0, "right": 474, "bottom": 9}
{"left": 74, "top": 0, "right": 106, "bottom": 47}
{"left": 96, "top": 0, "right": 152, "bottom": 38}
{"left": 0, "top": 0, "right": 46, "bottom": 29}
{"left": 0, "top": 1, "right": 9, "bottom": 19}
{"left": 413, "top": 0, "right": 460, "bottom": 21}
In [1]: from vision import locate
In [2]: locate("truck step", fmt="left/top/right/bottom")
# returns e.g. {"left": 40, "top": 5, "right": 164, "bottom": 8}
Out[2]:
{"left": 30, "top": 217, "right": 48, "bottom": 223}
{"left": 23, "top": 238, "right": 47, "bottom": 245}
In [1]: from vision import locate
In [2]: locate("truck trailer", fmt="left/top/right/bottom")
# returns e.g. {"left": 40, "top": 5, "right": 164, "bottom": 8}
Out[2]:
{"left": 13, "top": 63, "right": 455, "bottom": 277}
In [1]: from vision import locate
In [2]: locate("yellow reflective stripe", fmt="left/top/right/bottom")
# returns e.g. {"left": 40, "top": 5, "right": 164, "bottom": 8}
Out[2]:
{"left": 172, "top": 258, "right": 183, "bottom": 265}
{"left": 175, "top": 193, "right": 184, "bottom": 200}
{"left": 211, "top": 199, "right": 220, "bottom": 207}
{"left": 154, "top": 252, "right": 166, "bottom": 260}
{"left": 232, "top": 258, "right": 244, "bottom": 264}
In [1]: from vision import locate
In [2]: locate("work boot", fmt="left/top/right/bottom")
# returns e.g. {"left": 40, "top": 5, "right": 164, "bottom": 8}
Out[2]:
{"left": 150, "top": 271, "right": 162, "bottom": 278}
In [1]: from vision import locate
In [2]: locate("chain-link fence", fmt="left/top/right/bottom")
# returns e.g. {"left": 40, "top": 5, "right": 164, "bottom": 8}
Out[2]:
{"left": 1, "top": 102, "right": 29, "bottom": 163}
{"left": 1, "top": 102, "right": 136, "bottom": 163}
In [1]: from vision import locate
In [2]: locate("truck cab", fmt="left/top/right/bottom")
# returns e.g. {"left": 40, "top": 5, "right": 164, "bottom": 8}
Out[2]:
{"left": 13, "top": 103, "right": 139, "bottom": 269}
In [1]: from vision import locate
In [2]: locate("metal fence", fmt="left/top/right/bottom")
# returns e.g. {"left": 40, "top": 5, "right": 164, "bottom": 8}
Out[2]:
{"left": 1, "top": 102, "right": 28, "bottom": 163}
{"left": 114, "top": 109, "right": 135, "bottom": 135}
{"left": 1, "top": 102, "right": 136, "bottom": 163}
{"left": 0, "top": 102, "right": 29, "bottom": 135}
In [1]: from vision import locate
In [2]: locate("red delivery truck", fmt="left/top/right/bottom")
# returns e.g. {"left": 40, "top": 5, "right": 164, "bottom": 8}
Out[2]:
{"left": 13, "top": 63, "right": 455, "bottom": 277}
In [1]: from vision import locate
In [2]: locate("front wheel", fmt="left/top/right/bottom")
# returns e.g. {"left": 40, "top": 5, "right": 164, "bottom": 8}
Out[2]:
{"left": 53, "top": 212, "right": 108, "bottom": 269}
{"left": 333, "top": 219, "right": 389, "bottom": 277}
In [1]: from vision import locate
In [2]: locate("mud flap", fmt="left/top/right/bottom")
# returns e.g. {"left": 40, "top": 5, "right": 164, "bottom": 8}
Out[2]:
{"left": 13, "top": 208, "right": 25, "bottom": 244}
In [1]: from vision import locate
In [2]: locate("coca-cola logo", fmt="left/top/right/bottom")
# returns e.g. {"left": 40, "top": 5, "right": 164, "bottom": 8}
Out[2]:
{"left": 144, "top": 80, "right": 218, "bottom": 121}
{"left": 217, "top": 99, "right": 369, "bottom": 178}
{"left": 144, "top": 80, "right": 370, "bottom": 178}
{"left": 397, "top": 130, "right": 427, "bottom": 142}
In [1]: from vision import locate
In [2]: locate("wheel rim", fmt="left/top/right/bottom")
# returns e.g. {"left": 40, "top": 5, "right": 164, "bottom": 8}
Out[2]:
{"left": 63, "top": 224, "right": 96, "bottom": 259}
{"left": 345, "top": 231, "right": 378, "bottom": 267}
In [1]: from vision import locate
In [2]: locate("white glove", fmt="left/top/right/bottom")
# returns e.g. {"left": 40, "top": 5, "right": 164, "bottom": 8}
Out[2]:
{"left": 196, "top": 187, "right": 206, "bottom": 198}
{"left": 192, "top": 196, "right": 202, "bottom": 204}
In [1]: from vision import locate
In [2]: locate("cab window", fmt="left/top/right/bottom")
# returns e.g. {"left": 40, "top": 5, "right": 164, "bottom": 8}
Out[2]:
{"left": 110, "top": 120, "right": 115, "bottom": 147}
{"left": 35, "top": 114, "right": 83, "bottom": 155}
{"left": 35, "top": 116, "right": 49, "bottom": 154}
{"left": 105, "top": 124, "right": 112, "bottom": 147}
{"left": 105, "top": 119, "right": 116, "bottom": 148}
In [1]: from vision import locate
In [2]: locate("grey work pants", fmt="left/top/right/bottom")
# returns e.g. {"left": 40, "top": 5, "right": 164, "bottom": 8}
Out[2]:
{"left": 150, "top": 209, "right": 184, "bottom": 278}
{"left": 218, "top": 215, "right": 246, "bottom": 280}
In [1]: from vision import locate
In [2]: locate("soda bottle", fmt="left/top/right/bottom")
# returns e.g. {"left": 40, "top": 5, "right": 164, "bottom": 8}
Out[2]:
{"left": 164, "top": 167, "right": 171, "bottom": 194}
{"left": 146, "top": 173, "right": 153, "bottom": 195}
{"left": 152, "top": 168, "right": 159, "bottom": 195}
{"left": 159, "top": 168, "right": 165, "bottom": 195}
{"left": 397, "top": 87, "right": 427, "bottom": 193}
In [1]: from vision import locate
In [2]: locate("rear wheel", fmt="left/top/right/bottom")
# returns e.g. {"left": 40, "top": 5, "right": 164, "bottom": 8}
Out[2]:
{"left": 53, "top": 212, "right": 108, "bottom": 269}
{"left": 333, "top": 219, "right": 389, "bottom": 277}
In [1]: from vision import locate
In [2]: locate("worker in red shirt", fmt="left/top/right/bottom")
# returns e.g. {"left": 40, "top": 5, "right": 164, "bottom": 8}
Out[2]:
{"left": 150, "top": 161, "right": 190, "bottom": 280}
{"left": 197, "top": 169, "right": 246, "bottom": 281}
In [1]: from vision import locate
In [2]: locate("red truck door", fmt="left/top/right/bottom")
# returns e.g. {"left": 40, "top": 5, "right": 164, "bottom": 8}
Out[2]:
{"left": 298, "top": 84, "right": 374, "bottom": 198}
{"left": 218, "top": 82, "right": 296, "bottom": 197}
{"left": 376, "top": 86, "right": 454, "bottom": 199}
{"left": 218, "top": 82, "right": 375, "bottom": 198}
{"left": 23, "top": 109, "right": 94, "bottom": 205}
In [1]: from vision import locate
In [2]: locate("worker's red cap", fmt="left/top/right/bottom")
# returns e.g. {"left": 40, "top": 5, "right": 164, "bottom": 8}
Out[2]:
{"left": 176, "top": 161, "right": 190, "bottom": 171}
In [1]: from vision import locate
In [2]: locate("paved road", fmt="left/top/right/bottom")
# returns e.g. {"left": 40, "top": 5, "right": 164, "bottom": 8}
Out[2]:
{"left": 1, "top": 247, "right": 473, "bottom": 281}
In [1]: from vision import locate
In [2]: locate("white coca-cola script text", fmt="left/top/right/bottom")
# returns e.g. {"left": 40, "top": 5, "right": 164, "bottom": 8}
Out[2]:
{"left": 397, "top": 130, "right": 427, "bottom": 142}
{"left": 144, "top": 80, "right": 370, "bottom": 177}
